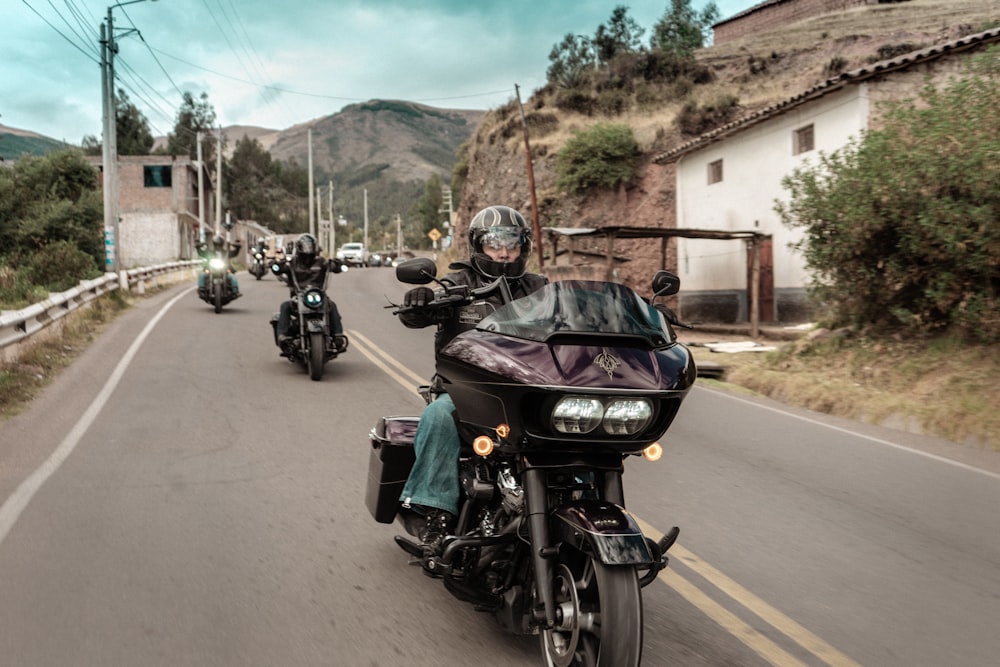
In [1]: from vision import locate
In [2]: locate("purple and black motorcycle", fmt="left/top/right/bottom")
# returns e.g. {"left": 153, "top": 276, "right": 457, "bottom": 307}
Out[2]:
{"left": 366, "top": 257, "right": 696, "bottom": 667}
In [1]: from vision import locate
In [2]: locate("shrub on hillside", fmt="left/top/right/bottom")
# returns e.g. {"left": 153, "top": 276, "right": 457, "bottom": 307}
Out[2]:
{"left": 26, "top": 241, "right": 102, "bottom": 292}
{"left": 556, "top": 123, "right": 640, "bottom": 194}
{"left": 777, "top": 50, "right": 1000, "bottom": 342}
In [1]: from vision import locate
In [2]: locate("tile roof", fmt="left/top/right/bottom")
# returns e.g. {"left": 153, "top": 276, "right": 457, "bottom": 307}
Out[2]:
{"left": 652, "top": 27, "right": 1000, "bottom": 164}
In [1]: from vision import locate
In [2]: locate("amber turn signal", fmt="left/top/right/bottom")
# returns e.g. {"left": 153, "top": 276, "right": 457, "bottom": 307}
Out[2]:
{"left": 643, "top": 442, "right": 663, "bottom": 461}
{"left": 473, "top": 435, "right": 494, "bottom": 457}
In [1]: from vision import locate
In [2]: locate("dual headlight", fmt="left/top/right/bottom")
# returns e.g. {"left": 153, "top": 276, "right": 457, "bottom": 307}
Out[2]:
{"left": 551, "top": 396, "right": 653, "bottom": 436}
{"left": 303, "top": 288, "right": 324, "bottom": 310}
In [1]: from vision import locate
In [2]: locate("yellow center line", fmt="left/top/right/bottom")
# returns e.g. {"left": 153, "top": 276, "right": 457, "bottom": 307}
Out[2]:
{"left": 636, "top": 517, "right": 863, "bottom": 667}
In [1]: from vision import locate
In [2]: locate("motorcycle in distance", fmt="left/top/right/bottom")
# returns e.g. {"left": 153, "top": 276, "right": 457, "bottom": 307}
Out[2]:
{"left": 366, "top": 257, "right": 696, "bottom": 667}
{"left": 249, "top": 245, "right": 268, "bottom": 280}
{"left": 269, "top": 260, "right": 348, "bottom": 381}
{"left": 198, "top": 249, "right": 239, "bottom": 314}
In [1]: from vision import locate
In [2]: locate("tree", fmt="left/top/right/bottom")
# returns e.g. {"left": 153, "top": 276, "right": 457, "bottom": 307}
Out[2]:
{"left": 410, "top": 174, "right": 444, "bottom": 249}
{"left": 593, "top": 5, "right": 645, "bottom": 66}
{"left": 776, "top": 51, "right": 1000, "bottom": 342}
{"left": 80, "top": 88, "right": 155, "bottom": 156}
{"left": 224, "top": 135, "right": 274, "bottom": 222}
{"left": 650, "top": 0, "right": 720, "bottom": 58}
{"left": 165, "top": 91, "right": 218, "bottom": 164}
{"left": 547, "top": 33, "right": 595, "bottom": 89}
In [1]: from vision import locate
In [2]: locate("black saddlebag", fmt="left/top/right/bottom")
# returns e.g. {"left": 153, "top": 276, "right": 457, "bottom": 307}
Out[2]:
{"left": 365, "top": 416, "right": 419, "bottom": 523}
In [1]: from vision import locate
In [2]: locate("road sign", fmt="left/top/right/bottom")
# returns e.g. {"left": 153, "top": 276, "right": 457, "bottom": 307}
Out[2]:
{"left": 427, "top": 228, "right": 442, "bottom": 242}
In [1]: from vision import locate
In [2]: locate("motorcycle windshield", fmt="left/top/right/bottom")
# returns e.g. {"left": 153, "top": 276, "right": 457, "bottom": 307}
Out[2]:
{"left": 477, "top": 280, "right": 672, "bottom": 345}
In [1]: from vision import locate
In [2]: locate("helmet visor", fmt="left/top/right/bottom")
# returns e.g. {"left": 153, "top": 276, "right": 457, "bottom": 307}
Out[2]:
{"left": 480, "top": 228, "right": 525, "bottom": 251}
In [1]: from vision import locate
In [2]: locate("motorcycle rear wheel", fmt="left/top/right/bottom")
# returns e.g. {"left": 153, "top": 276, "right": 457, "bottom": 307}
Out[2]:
{"left": 308, "top": 332, "right": 325, "bottom": 381}
{"left": 541, "top": 556, "right": 642, "bottom": 667}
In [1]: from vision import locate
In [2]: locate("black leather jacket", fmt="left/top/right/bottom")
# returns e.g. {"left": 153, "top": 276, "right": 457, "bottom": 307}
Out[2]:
{"left": 400, "top": 261, "right": 548, "bottom": 355}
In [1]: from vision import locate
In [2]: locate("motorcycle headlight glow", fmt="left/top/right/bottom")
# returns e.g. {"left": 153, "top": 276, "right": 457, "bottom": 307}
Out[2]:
{"left": 602, "top": 399, "right": 653, "bottom": 435}
{"left": 303, "top": 289, "right": 324, "bottom": 310}
{"left": 209, "top": 258, "right": 225, "bottom": 270}
{"left": 552, "top": 397, "right": 604, "bottom": 434}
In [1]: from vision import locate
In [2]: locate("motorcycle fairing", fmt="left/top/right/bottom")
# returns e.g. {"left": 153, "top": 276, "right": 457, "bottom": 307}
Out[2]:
{"left": 550, "top": 499, "right": 654, "bottom": 565}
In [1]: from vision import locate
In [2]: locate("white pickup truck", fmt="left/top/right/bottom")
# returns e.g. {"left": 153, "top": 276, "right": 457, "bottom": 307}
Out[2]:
{"left": 336, "top": 242, "right": 371, "bottom": 267}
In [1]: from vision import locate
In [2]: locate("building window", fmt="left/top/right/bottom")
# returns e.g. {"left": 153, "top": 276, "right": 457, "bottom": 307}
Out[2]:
{"left": 708, "top": 159, "right": 723, "bottom": 184}
{"left": 144, "top": 165, "right": 172, "bottom": 187}
{"left": 793, "top": 124, "right": 815, "bottom": 155}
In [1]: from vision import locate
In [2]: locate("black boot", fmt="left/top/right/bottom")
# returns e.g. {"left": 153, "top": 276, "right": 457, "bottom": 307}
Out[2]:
{"left": 418, "top": 508, "right": 455, "bottom": 558}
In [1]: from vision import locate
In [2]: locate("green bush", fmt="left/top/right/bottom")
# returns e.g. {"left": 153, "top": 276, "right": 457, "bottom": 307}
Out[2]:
{"left": 777, "top": 50, "right": 1000, "bottom": 342}
{"left": 556, "top": 123, "right": 640, "bottom": 193}
{"left": 26, "top": 241, "right": 102, "bottom": 292}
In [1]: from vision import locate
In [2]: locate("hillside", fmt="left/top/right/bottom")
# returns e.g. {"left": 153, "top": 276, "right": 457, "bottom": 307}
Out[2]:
{"left": 454, "top": 0, "right": 1000, "bottom": 290}
{"left": 0, "top": 124, "right": 75, "bottom": 161}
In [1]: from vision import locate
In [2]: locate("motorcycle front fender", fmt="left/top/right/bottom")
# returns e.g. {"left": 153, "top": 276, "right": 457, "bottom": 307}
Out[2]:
{"left": 305, "top": 318, "right": 326, "bottom": 334}
{"left": 551, "top": 499, "right": 654, "bottom": 566}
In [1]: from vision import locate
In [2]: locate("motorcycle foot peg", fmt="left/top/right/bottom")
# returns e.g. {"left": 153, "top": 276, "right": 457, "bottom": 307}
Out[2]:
{"left": 421, "top": 556, "right": 450, "bottom": 578}
{"left": 394, "top": 535, "right": 423, "bottom": 558}
{"left": 658, "top": 526, "right": 680, "bottom": 554}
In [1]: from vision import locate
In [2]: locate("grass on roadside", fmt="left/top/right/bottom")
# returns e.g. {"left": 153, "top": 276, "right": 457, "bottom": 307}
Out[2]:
{"left": 0, "top": 291, "right": 130, "bottom": 420}
{"left": 714, "top": 331, "right": 1000, "bottom": 450}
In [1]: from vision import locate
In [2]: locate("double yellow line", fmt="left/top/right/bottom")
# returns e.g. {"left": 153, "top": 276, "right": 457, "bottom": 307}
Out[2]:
{"left": 348, "top": 328, "right": 862, "bottom": 667}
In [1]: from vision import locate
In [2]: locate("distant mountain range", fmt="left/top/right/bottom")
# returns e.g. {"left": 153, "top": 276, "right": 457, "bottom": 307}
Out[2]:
{"left": 5, "top": 100, "right": 484, "bottom": 186}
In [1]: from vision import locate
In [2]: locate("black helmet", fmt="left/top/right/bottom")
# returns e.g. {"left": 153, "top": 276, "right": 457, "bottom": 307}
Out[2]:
{"left": 212, "top": 234, "right": 225, "bottom": 249}
{"left": 295, "top": 233, "right": 318, "bottom": 263}
{"left": 467, "top": 205, "right": 531, "bottom": 278}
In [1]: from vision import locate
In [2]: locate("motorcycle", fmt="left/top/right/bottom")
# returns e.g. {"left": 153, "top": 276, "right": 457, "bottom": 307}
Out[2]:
{"left": 366, "top": 257, "right": 696, "bottom": 666}
{"left": 269, "top": 261, "right": 347, "bottom": 381}
{"left": 249, "top": 246, "right": 268, "bottom": 280}
{"left": 198, "top": 253, "right": 239, "bottom": 314}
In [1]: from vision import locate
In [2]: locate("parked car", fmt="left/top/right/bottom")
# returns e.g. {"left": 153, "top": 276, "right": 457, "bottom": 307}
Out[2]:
{"left": 336, "top": 242, "right": 371, "bottom": 267}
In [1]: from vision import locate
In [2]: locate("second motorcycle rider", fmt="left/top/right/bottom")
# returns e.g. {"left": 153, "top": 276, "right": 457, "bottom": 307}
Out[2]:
{"left": 275, "top": 233, "right": 348, "bottom": 353}
{"left": 397, "top": 204, "right": 547, "bottom": 561}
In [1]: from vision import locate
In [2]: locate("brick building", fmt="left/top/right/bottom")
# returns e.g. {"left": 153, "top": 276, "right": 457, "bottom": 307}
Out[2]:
{"left": 713, "top": 0, "right": 880, "bottom": 45}
{"left": 89, "top": 155, "right": 214, "bottom": 268}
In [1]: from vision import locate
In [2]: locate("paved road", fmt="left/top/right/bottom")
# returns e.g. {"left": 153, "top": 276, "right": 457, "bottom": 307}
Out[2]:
{"left": 1, "top": 267, "right": 998, "bottom": 666}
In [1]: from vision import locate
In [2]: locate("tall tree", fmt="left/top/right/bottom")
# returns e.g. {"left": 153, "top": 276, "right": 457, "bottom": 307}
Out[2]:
{"left": 80, "top": 88, "right": 155, "bottom": 156}
{"left": 165, "top": 91, "right": 218, "bottom": 164}
{"left": 650, "top": 0, "right": 720, "bottom": 57}
{"left": 224, "top": 135, "right": 274, "bottom": 222}
{"left": 547, "top": 33, "right": 595, "bottom": 88}
{"left": 410, "top": 173, "right": 444, "bottom": 249}
{"left": 593, "top": 5, "right": 645, "bottom": 66}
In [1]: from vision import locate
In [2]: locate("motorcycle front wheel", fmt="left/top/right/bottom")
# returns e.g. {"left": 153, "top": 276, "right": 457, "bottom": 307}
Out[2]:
{"left": 541, "top": 555, "right": 642, "bottom": 667}
{"left": 307, "top": 331, "right": 325, "bottom": 381}
{"left": 213, "top": 285, "right": 223, "bottom": 313}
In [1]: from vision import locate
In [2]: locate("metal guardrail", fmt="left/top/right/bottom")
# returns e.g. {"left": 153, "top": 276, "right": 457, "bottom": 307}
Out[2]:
{"left": 0, "top": 260, "right": 200, "bottom": 357}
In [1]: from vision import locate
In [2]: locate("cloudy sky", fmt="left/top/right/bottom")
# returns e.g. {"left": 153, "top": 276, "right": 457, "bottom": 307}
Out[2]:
{"left": 4, "top": 0, "right": 751, "bottom": 144}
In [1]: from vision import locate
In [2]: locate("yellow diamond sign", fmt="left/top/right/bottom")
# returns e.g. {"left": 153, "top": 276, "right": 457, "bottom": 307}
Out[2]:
{"left": 427, "top": 228, "right": 442, "bottom": 242}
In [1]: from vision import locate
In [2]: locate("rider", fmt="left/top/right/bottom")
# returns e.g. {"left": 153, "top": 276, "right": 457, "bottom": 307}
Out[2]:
{"left": 397, "top": 205, "right": 548, "bottom": 558}
{"left": 275, "top": 233, "right": 348, "bottom": 352}
{"left": 196, "top": 234, "right": 241, "bottom": 297}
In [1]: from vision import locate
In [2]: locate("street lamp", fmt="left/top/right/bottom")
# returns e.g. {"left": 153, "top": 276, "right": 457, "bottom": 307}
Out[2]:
{"left": 101, "top": 0, "right": 157, "bottom": 274}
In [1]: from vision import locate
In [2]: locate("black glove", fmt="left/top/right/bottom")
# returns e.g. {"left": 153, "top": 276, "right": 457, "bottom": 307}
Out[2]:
{"left": 403, "top": 287, "right": 435, "bottom": 307}
{"left": 330, "top": 258, "right": 346, "bottom": 273}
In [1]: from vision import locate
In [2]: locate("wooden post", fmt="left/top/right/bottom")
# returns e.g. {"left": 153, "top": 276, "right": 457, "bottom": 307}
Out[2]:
{"left": 605, "top": 231, "right": 615, "bottom": 281}
{"left": 515, "top": 84, "right": 543, "bottom": 268}
{"left": 750, "top": 236, "right": 761, "bottom": 338}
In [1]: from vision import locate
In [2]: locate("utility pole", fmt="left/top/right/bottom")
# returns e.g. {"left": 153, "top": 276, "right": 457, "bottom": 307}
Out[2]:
{"left": 328, "top": 181, "right": 334, "bottom": 252}
{"left": 363, "top": 188, "right": 369, "bottom": 251}
{"left": 515, "top": 83, "right": 543, "bottom": 268}
{"left": 308, "top": 129, "right": 315, "bottom": 237}
{"left": 197, "top": 131, "right": 205, "bottom": 240}
{"left": 216, "top": 126, "right": 223, "bottom": 236}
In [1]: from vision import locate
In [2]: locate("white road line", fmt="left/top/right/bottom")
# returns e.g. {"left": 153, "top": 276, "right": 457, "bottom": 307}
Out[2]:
{"left": 0, "top": 288, "right": 192, "bottom": 546}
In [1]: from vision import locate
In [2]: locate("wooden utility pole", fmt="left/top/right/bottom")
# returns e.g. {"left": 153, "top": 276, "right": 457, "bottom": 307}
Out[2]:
{"left": 514, "top": 84, "right": 543, "bottom": 268}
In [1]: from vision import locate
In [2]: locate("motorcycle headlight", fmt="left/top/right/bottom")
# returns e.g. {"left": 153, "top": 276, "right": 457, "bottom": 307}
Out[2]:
{"left": 209, "top": 258, "right": 225, "bottom": 270}
{"left": 602, "top": 399, "right": 653, "bottom": 435}
{"left": 551, "top": 396, "right": 654, "bottom": 436}
{"left": 552, "top": 397, "right": 604, "bottom": 434}
{"left": 303, "top": 288, "right": 324, "bottom": 310}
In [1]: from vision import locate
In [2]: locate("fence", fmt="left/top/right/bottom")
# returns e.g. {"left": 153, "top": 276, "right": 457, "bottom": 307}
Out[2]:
{"left": 0, "top": 260, "right": 200, "bottom": 364}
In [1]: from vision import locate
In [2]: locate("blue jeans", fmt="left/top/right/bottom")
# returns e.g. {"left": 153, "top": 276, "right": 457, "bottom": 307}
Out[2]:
{"left": 198, "top": 272, "right": 239, "bottom": 293}
{"left": 400, "top": 393, "right": 460, "bottom": 515}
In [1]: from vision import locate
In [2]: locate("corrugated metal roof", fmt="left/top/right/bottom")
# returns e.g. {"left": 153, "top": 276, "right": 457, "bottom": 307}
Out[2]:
{"left": 652, "top": 27, "right": 1000, "bottom": 164}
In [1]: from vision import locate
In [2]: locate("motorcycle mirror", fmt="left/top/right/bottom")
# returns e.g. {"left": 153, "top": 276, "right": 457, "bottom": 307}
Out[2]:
{"left": 652, "top": 270, "right": 681, "bottom": 297}
{"left": 395, "top": 257, "right": 437, "bottom": 285}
